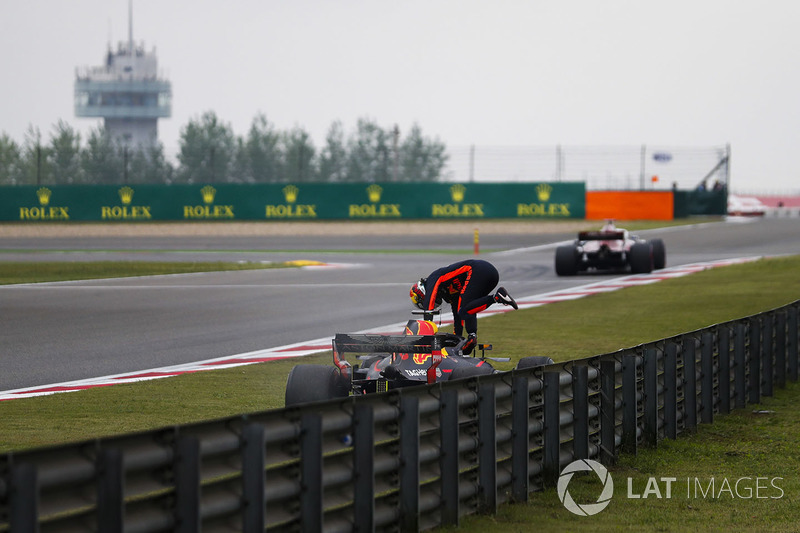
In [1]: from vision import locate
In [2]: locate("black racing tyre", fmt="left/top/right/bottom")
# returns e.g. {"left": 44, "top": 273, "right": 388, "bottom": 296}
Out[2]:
{"left": 650, "top": 238, "right": 666, "bottom": 269}
{"left": 555, "top": 245, "right": 580, "bottom": 276}
{"left": 515, "top": 356, "right": 555, "bottom": 370}
{"left": 285, "top": 364, "right": 350, "bottom": 406}
{"left": 448, "top": 363, "right": 494, "bottom": 381}
{"left": 629, "top": 242, "right": 653, "bottom": 274}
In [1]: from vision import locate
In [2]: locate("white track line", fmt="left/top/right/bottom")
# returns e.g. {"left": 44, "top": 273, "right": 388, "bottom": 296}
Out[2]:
{"left": 0, "top": 256, "right": 760, "bottom": 401}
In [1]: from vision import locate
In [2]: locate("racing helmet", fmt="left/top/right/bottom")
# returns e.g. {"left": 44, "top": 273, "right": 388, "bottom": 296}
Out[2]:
{"left": 410, "top": 278, "right": 426, "bottom": 309}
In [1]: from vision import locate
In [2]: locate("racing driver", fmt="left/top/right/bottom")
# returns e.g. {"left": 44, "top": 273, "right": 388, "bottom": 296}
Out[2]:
{"left": 410, "top": 259, "right": 518, "bottom": 354}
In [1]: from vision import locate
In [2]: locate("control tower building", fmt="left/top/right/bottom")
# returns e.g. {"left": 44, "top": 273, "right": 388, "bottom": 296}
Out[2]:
{"left": 74, "top": 4, "right": 171, "bottom": 147}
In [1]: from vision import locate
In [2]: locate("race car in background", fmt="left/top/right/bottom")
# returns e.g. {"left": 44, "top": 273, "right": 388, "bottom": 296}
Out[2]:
{"left": 555, "top": 220, "right": 666, "bottom": 276}
{"left": 727, "top": 195, "right": 767, "bottom": 217}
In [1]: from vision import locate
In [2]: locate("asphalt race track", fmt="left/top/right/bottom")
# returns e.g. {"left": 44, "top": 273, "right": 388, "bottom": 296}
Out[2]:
{"left": 1, "top": 218, "right": 798, "bottom": 393}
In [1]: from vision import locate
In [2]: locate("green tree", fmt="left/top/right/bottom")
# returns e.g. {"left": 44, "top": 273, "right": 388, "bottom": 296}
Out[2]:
{"left": 282, "top": 127, "right": 316, "bottom": 182}
{"left": 48, "top": 120, "right": 83, "bottom": 184}
{"left": 242, "top": 114, "right": 283, "bottom": 182}
{"left": 82, "top": 128, "right": 121, "bottom": 184}
{"left": 176, "top": 111, "right": 236, "bottom": 183}
{"left": 318, "top": 121, "right": 348, "bottom": 182}
{"left": 0, "top": 134, "right": 24, "bottom": 185}
{"left": 399, "top": 123, "right": 448, "bottom": 182}
{"left": 19, "top": 126, "right": 50, "bottom": 185}
{"left": 346, "top": 118, "right": 392, "bottom": 182}
{"left": 127, "top": 143, "right": 174, "bottom": 184}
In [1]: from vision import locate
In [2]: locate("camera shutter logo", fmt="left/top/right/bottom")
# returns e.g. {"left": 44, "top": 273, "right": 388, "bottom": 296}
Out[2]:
{"left": 557, "top": 459, "right": 614, "bottom": 516}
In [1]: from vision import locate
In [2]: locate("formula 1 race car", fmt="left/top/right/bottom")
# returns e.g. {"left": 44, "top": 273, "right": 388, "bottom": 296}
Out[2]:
{"left": 284, "top": 310, "right": 554, "bottom": 406}
{"left": 555, "top": 220, "right": 666, "bottom": 276}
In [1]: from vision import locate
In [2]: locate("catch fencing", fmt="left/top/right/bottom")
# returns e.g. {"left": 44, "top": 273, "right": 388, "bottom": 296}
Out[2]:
{"left": 1, "top": 301, "right": 798, "bottom": 532}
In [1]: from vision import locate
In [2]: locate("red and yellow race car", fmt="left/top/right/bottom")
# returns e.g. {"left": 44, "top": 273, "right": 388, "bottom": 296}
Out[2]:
{"left": 555, "top": 220, "right": 666, "bottom": 276}
{"left": 284, "top": 311, "right": 552, "bottom": 406}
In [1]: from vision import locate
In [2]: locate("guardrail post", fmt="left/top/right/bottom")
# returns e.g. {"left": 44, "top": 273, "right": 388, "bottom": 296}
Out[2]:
{"left": 622, "top": 355, "right": 638, "bottom": 454}
{"left": 478, "top": 382, "right": 497, "bottom": 514}
{"left": 664, "top": 342, "right": 678, "bottom": 439}
{"left": 683, "top": 336, "right": 698, "bottom": 432}
{"left": 440, "top": 388, "right": 460, "bottom": 524}
{"left": 701, "top": 332, "right": 714, "bottom": 425}
{"left": 748, "top": 318, "right": 761, "bottom": 404}
{"left": 300, "top": 413, "right": 323, "bottom": 532}
{"left": 511, "top": 375, "right": 530, "bottom": 502}
{"left": 734, "top": 322, "right": 747, "bottom": 409}
{"left": 399, "top": 395, "right": 420, "bottom": 532}
{"left": 242, "top": 424, "right": 266, "bottom": 533}
{"left": 718, "top": 326, "right": 731, "bottom": 415}
{"left": 789, "top": 306, "right": 799, "bottom": 382}
{"left": 775, "top": 312, "right": 786, "bottom": 389}
{"left": 353, "top": 404, "right": 375, "bottom": 532}
{"left": 97, "top": 448, "right": 124, "bottom": 533}
{"left": 175, "top": 435, "right": 201, "bottom": 533}
{"left": 643, "top": 349, "right": 658, "bottom": 447}
{"left": 573, "top": 364, "right": 589, "bottom": 459}
{"left": 9, "top": 463, "right": 38, "bottom": 533}
{"left": 762, "top": 314, "right": 774, "bottom": 397}
{"left": 599, "top": 359, "right": 617, "bottom": 465}
{"left": 543, "top": 371, "right": 561, "bottom": 486}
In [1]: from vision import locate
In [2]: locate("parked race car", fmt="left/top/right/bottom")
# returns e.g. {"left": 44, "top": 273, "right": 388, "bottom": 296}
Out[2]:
{"left": 285, "top": 310, "right": 554, "bottom": 406}
{"left": 555, "top": 220, "right": 666, "bottom": 276}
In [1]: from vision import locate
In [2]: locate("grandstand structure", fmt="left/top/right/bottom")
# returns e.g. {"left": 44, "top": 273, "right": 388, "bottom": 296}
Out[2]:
{"left": 74, "top": 1, "right": 171, "bottom": 147}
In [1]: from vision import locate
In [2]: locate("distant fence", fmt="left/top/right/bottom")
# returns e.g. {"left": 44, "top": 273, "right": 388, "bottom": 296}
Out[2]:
{"left": 1, "top": 301, "right": 797, "bottom": 532}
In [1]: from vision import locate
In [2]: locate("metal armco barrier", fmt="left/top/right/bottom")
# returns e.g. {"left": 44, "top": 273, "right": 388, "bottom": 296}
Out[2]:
{"left": 1, "top": 301, "right": 798, "bottom": 532}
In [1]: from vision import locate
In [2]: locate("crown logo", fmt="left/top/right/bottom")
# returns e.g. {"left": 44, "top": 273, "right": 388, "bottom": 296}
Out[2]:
{"left": 537, "top": 183, "right": 553, "bottom": 202}
{"left": 36, "top": 187, "right": 52, "bottom": 206}
{"left": 283, "top": 184, "right": 299, "bottom": 204}
{"left": 201, "top": 185, "right": 216, "bottom": 204}
{"left": 366, "top": 184, "right": 383, "bottom": 203}
{"left": 450, "top": 184, "right": 466, "bottom": 202}
{"left": 118, "top": 186, "right": 134, "bottom": 205}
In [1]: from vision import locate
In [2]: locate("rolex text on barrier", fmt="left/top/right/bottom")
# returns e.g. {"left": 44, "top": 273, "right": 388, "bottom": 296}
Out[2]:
{"left": 0, "top": 182, "right": 586, "bottom": 221}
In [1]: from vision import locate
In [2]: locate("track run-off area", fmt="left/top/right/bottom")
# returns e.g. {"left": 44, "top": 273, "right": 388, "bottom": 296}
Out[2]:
{"left": 0, "top": 257, "right": 758, "bottom": 401}
{"left": 1, "top": 217, "right": 797, "bottom": 401}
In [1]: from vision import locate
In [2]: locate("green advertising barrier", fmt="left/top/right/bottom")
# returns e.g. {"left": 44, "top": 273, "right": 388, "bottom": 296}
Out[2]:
{"left": 0, "top": 182, "right": 586, "bottom": 222}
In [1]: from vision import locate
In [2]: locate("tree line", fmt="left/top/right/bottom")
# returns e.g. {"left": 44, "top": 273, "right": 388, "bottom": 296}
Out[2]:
{"left": 0, "top": 112, "right": 449, "bottom": 185}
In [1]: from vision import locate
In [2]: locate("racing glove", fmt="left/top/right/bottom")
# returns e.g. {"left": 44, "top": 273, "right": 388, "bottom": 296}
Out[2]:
{"left": 462, "top": 333, "right": 477, "bottom": 355}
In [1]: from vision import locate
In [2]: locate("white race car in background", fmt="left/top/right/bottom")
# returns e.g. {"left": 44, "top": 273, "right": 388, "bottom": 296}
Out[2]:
{"left": 555, "top": 221, "right": 666, "bottom": 276}
{"left": 727, "top": 195, "right": 767, "bottom": 217}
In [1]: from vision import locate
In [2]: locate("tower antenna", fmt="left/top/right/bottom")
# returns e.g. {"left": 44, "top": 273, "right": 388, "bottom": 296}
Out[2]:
{"left": 128, "top": 0, "right": 133, "bottom": 54}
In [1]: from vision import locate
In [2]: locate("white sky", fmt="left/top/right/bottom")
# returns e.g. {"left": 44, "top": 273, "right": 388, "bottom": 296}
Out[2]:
{"left": 1, "top": 0, "right": 798, "bottom": 192}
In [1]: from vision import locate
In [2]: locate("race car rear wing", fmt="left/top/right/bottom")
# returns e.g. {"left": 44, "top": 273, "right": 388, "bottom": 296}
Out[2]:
{"left": 332, "top": 333, "right": 458, "bottom": 375}
{"left": 578, "top": 230, "right": 625, "bottom": 241}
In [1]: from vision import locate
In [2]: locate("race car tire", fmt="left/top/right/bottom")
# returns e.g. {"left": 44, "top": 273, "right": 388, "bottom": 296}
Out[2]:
{"left": 555, "top": 245, "right": 580, "bottom": 276}
{"left": 630, "top": 242, "right": 653, "bottom": 273}
{"left": 651, "top": 238, "right": 666, "bottom": 269}
{"left": 448, "top": 363, "right": 494, "bottom": 381}
{"left": 285, "top": 364, "right": 350, "bottom": 406}
{"left": 515, "top": 355, "right": 555, "bottom": 369}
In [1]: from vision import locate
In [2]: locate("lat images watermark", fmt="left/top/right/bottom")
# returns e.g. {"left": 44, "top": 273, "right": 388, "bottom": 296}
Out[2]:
{"left": 557, "top": 460, "right": 614, "bottom": 516}
{"left": 558, "top": 460, "right": 785, "bottom": 516}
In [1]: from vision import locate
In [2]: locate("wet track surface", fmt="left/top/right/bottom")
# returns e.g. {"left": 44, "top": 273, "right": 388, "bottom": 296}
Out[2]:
{"left": 1, "top": 218, "right": 798, "bottom": 391}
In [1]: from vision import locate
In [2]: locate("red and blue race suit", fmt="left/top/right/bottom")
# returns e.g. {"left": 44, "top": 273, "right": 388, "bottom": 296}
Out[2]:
{"left": 421, "top": 259, "right": 499, "bottom": 337}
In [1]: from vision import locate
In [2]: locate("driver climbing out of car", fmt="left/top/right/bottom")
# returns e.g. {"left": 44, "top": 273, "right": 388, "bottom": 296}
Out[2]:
{"left": 409, "top": 259, "right": 518, "bottom": 355}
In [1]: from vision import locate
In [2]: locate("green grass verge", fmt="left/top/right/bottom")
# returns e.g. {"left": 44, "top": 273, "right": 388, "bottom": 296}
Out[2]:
{"left": 0, "top": 253, "right": 798, "bottom": 530}
{"left": 454, "top": 380, "right": 800, "bottom": 532}
{"left": 0, "top": 260, "right": 302, "bottom": 285}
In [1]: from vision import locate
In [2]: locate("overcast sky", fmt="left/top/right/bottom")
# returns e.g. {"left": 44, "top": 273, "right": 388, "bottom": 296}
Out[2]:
{"left": 1, "top": 1, "right": 798, "bottom": 192}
